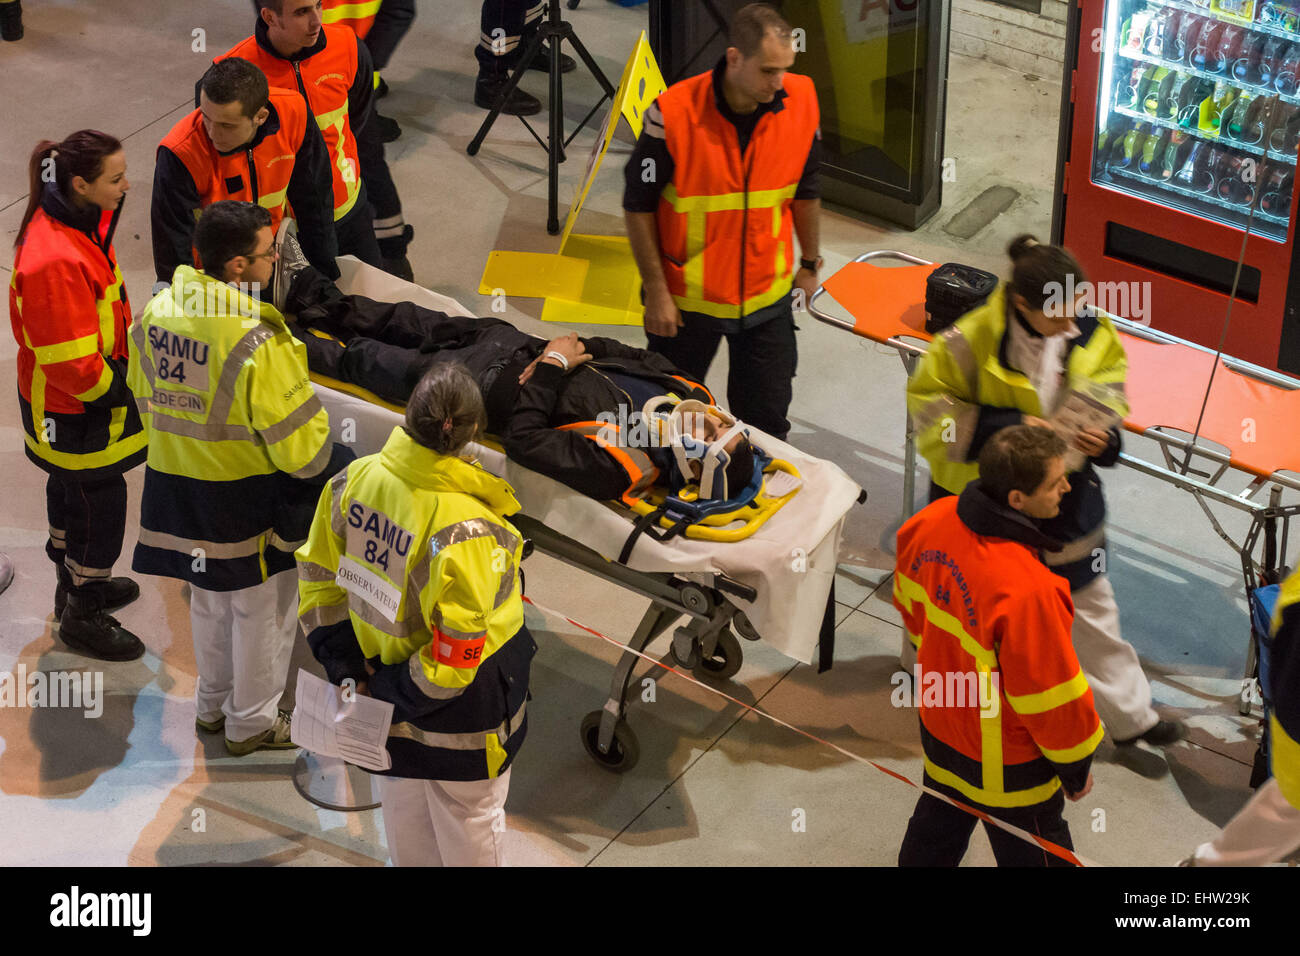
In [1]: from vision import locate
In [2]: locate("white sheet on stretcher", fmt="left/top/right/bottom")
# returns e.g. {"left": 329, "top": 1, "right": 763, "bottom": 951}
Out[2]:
{"left": 316, "top": 259, "right": 864, "bottom": 665}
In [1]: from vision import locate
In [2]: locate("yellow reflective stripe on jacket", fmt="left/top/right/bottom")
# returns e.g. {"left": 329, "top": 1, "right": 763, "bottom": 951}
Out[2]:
{"left": 1037, "top": 723, "right": 1105, "bottom": 765}
{"left": 663, "top": 182, "right": 797, "bottom": 318}
{"left": 31, "top": 331, "right": 99, "bottom": 366}
{"left": 1005, "top": 670, "right": 1091, "bottom": 716}
{"left": 1271, "top": 713, "right": 1300, "bottom": 809}
{"left": 73, "top": 361, "right": 115, "bottom": 404}
{"left": 893, "top": 570, "right": 997, "bottom": 669}
{"left": 662, "top": 182, "right": 798, "bottom": 214}
{"left": 923, "top": 757, "right": 1062, "bottom": 809}
{"left": 315, "top": 102, "right": 361, "bottom": 220}
{"left": 24, "top": 428, "right": 147, "bottom": 471}
{"left": 259, "top": 184, "right": 291, "bottom": 212}
{"left": 670, "top": 277, "right": 794, "bottom": 321}
{"left": 980, "top": 663, "right": 1003, "bottom": 794}
{"left": 97, "top": 271, "right": 123, "bottom": 354}
{"left": 322, "top": 0, "right": 381, "bottom": 20}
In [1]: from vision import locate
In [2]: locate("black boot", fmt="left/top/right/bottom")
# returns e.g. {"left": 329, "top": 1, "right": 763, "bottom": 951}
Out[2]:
{"left": 59, "top": 590, "right": 146, "bottom": 662}
{"left": 375, "top": 113, "right": 402, "bottom": 142}
{"left": 474, "top": 74, "right": 541, "bottom": 116}
{"left": 378, "top": 224, "right": 415, "bottom": 282}
{"left": 0, "top": 2, "right": 22, "bottom": 42}
{"left": 527, "top": 41, "right": 575, "bottom": 74}
{"left": 54, "top": 563, "right": 140, "bottom": 619}
{"left": 376, "top": 76, "right": 390, "bottom": 98}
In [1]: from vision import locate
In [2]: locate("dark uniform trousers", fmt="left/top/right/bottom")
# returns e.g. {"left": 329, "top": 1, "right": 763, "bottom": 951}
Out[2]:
{"left": 476, "top": 0, "right": 544, "bottom": 77}
{"left": 334, "top": 189, "right": 383, "bottom": 268}
{"left": 646, "top": 298, "right": 798, "bottom": 442}
{"left": 45, "top": 473, "right": 128, "bottom": 586}
{"left": 365, "top": 0, "right": 416, "bottom": 71}
{"left": 898, "top": 775, "right": 1076, "bottom": 867}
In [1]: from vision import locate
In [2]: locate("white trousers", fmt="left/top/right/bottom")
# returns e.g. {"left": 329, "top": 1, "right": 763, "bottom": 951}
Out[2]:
{"left": 897, "top": 573, "right": 1158, "bottom": 740}
{"left": 375, "top": 769, "right": 511, "bottom": 867}
{"left": 189, "top": 571, "right": 298, "bottom": 742}
{"left": 1193, "top": 779, "right": 1300, "bottom": 866}
{"left": 1070, "top": 574, "right": 1158, "bottom": 741}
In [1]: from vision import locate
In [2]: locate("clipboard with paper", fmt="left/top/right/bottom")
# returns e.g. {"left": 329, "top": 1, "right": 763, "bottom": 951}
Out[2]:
{"left": 1050, "top": 385, "right": 1122, "bottom": 473}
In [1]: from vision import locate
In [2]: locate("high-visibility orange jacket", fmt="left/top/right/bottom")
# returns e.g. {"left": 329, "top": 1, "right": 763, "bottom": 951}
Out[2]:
{"left": 654, "top": 69, "right": 819, "bottom": 325}
{"left": 321, "top": 0, "right": 380, "bottom": 38}
{"left": 9, "top": 187, "right": 145, "bottom": 478}
{"left": 217, "top": 19, "right": 369, "bottom": 222}
{"left": 893, "top": 482, "right": 1103, "bottom": 809}
{"left": 154, "top": 87, "right": 338, "bottom": 282}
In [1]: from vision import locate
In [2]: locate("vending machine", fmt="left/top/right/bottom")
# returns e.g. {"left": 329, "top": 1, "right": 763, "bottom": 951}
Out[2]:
{"left": 1053, "top": 0, "right": 1300, "bottom": 375}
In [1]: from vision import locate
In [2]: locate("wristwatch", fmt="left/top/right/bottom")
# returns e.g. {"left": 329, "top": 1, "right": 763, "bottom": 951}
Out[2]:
{"left": 799, "top": 255, "right": 824, "bottom": 273}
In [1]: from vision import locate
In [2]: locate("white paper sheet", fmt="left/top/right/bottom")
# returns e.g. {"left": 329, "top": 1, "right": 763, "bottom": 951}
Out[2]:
{"left": 291, "top": 668, "right": 394, "bottom": 772}
{"left": 1051, "top": 387, "right": 1123, "bottom": 473}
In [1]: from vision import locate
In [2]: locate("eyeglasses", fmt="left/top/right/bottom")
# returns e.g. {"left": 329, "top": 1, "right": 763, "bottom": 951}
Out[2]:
{"left": 246, "top": 239, "right": 280, "bottom": 263}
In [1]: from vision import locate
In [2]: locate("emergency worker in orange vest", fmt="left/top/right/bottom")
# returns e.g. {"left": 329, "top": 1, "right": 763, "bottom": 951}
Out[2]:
{"left": 154, "top": 57, "right": 338, "bottom": 285}
{"left": 321, "top": 0, "right": 415, "bottom": 142}
{"left": 9, "top": 131, "right": 147, "bottom": 661}
{"left": 623, "top": 3, "right": 822, "bottom": 443}
{"left": 893, "top": 425, "right": 1103, "bottom": 866}
{"left": 216, "top": 1, "right": 412, "bottom": 278}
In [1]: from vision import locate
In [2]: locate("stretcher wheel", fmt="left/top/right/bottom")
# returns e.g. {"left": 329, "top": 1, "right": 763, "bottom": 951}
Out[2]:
{"left": 678, "top": 585, "right": 711, "bottom": 614}
{"left": 734, "top": 612, "right": 760, "bottom": 642}
{"left": 580, "top": 711, "right": 640, "bottom": 773}
{"left": 693, "top": 629, "right": 742, "bottom": 682}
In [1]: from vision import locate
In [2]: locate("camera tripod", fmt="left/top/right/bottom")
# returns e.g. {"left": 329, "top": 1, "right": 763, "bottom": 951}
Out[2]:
{"left": 467, "top": 2, "right": 617, "bottom": 234}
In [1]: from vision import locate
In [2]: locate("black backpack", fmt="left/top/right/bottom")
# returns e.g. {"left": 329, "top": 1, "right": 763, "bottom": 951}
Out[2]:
{"left": 925, "top": 263, "right": 999, "bottom": 334}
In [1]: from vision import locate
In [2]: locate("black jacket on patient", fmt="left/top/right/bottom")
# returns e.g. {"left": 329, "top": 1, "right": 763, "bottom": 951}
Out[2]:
{"left": 286, "top": 267, "right": 716, "bottom": 501}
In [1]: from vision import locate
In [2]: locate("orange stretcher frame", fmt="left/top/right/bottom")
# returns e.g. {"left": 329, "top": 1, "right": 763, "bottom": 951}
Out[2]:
{"left": 810, "top": 250, "right": 1300, "bottom": 714}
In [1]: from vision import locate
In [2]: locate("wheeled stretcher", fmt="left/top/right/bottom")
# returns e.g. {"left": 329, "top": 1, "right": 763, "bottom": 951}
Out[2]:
{"left": 809, "top": 250, "right": 1300, "bottom": 717}
{"left": 311, "top": 260, "right": 865, "bottom": 771}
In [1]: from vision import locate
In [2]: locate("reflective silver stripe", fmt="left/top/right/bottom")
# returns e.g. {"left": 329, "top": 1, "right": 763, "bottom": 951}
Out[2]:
{"left": 131, "top": 320, "right": 158, "bottom": 387}
{"left": 493, "top": 568, "right": 517, "bottom": 610}
{"left": 291, "top": 437, "right": 334, "bottom": 480}
{"left": 350, "top": 594, "right": 425, "bottom": 639}
{"left": 912, "top": 395, "right": 978, "bottom": 463}
{"left": 260, "top": 393, "right": 324, "bottom": 446}
{"left": 389, "top": 697, "right": 527, "bottom": 750}
{"left": 940, "top": 324, "right": 978, "bottom": 390}
{"left": 207, "top": 326, "right": 275, "bottom": 425}
{"left": 269, "top": 532, "right": 306, "bottom": 552}
{"left": 48, "top": 526, "right": 66, "bottom": 543}
{"left": 137, "top": 527, "right": 262, "bottom": 560}
{"left": 429, "top": 517, "right": 520, "bottom": 560}
{"left": 149, "top": 413, "right": 254, "bottom": 443}
{"left": 300, "top": 601, "right": 350, "bottom": 631}
{"left": 431, "top": 611, "right": 490, "bottom": 644}
{"left": 135, "top": 396, "right": 151, "bottom": 416}
{"left": 328, "top": 468, "right": 350, "bottom": 538}
{"left": 407, "top": 654, "right": 469, "bottom": 701}
{"left": 1044, "top": 525, "right": 1107, "bottom": 568}
{"left": 373, "top": 214, "right": 404, "bottom": 230}
{"left": 408, "top": 546, "right": 432, "bottom": 606}
{"left": 298, "top": 559, "right": 336, "bottom": 583}
{"left": 65, "top": 556, "right": 110, "bottom": 582}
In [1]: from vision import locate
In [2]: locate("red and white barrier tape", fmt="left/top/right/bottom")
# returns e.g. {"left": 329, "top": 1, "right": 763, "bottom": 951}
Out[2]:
{"left": 522, "top": 595, "right": 1100, "bottom": 867}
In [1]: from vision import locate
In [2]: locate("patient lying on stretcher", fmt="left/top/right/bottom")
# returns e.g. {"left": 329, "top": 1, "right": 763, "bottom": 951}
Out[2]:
{"left": 281, "top": 265, "right": 758, "bottom": 506}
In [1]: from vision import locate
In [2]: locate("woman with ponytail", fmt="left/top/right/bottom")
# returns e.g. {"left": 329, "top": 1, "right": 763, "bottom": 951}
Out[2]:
{"left": 907, "top": 233, "right": 1182, "bottom": 750}
{"left": 9, "top": 131, "right": 147, "bottom": 661}
{"left": 297, "top": 362, "right": 536, "bottom": 865}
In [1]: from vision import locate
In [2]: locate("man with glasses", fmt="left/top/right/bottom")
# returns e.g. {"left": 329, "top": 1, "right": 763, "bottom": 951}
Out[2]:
{"left": 127, "top": 200, "right": 353, "bottom": 757}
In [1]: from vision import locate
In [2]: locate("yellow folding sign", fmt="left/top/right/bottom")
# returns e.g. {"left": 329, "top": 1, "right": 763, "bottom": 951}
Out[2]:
{"left": 479, "top": 32, "right": 668, "bottom": 326}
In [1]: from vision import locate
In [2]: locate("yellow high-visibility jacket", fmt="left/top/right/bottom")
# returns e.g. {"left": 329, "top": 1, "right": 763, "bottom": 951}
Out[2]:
{"left": 1268, "top": 570, "right": 1300, "bottom": 811}
{"left": 297, "top": 426, "right": 536, "bottom": 781}
{"left": 127, "top": 265, "right": 351, "bottom": 590}
{"left": 906, "top": 283, "right": 1130, "bottom": 589}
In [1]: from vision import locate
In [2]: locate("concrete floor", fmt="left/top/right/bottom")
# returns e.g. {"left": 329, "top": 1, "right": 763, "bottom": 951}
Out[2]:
{"left": 0, "top": 0, "right": 1289, "bottom": 867}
